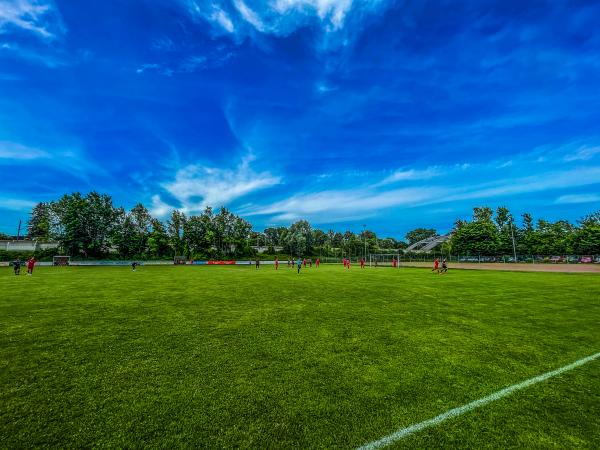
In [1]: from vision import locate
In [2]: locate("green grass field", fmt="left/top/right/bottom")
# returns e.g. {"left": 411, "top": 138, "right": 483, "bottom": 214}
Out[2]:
{"left": 1, "top": 265, "right": 599, "bottom": 448}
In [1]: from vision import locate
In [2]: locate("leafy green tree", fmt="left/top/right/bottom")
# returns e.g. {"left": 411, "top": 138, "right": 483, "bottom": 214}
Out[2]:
{"left": 451, "top": 221, "right": 501, "bottom": 255}
{"left": 473, "top": 206, "right": 494, "bottom": 223}
{"left": 184, "top": 215, "right": 211, "bottom": 258}
{"left": 147, "top": 219, "right": 171, "bottom": 258}
{"left": 28, "top": 202, "right": 51, "bottom": 241}
{"left": 50, "top": 192, "right": 119, "bottom": 257}
{"left": 286, "top": 220, "right": 313, "bottom": 256}
{"left": 167, "top": 210, "right": 186, "bottom": 257}
{"left": 571, "top": 211, "right": 600, "bottom": 255}
{"left": 405, "top": 228, "right": 437, "bottom": 245}
{"left": 495, "top": 206, "right": 515, "bottom": 255}
{"left": 531, "top": 219, "right": 574, "bottom": 254}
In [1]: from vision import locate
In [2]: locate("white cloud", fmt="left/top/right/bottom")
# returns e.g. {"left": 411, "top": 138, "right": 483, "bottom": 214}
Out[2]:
{"left": 273, "top": 0, "right": 354, "bottom": 30}
{"left": 0, "top": 141, "right": 50, "bottom": 160}
{"left": 0, "top": 40, "right": 67, "bottom": 66}
{"left": 210, "top": 6, "right": 235, "bottom": 32}
{"left": 151, "top": 154, "right": 281, "bottom": 217}
{"left": 234, "top": 0, "right": 266, "bottom": 32}
{"left": 136, "top": 63, "right": 159, "bottom": 74}
{"left": 242, "top": 165, "right": 600, "bottom": 223}
{"left": 0, "top": 197, "right": 36, "bottom": 211}
{"left": 378, "top": 167, "right": 442, "bottom": 185}
{"left": 563, "top": 145, "right": 600, "bottom": 162}
{"left": 150, "top": 194, "right": 173, "bottom": 218}
{"left": 0, "top": 0, "right": 63, "bottom": 39}
{"left": 188, "top": 0, "right": 389, "bottom": 45}
{"left": 555, "top": 194, "right": 600, "bottom": 205}
{"left": 0, "top": 140, "right": 105, "bottom": 181}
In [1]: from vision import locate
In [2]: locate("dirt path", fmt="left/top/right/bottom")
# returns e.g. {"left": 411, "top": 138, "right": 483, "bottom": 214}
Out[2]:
{"left": 402, "top": 262, "right": 600, "bottom": 273}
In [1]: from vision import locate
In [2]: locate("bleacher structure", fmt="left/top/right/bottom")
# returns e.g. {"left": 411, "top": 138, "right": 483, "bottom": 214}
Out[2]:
{"left": 405, "top": 234, "right": 452, "bottom": 253}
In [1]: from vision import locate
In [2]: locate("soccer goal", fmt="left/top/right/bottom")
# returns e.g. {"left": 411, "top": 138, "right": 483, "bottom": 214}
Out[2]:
{"left": 369, "top": 253, "right": 401, "bottom": 268}
{"left": 173, "top": 256, "right": 186, "bottom": 265}
{"left": 53, "top": 256, "right": 70, "bottom": 266}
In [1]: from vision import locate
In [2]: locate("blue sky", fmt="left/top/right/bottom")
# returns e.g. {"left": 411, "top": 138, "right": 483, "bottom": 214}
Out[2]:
{"left": 1, "top": 0, "right": 599, "bottom": 238}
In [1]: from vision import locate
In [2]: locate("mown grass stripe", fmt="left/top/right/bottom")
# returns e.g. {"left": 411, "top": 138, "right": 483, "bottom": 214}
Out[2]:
{"left": 357, "top": 352, "right": 600, "bottom": 450}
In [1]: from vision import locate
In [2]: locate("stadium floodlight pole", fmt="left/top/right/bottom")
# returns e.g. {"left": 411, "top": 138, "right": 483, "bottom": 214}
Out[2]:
{"left": 510, "top": 220, "right": 517, "bottom": 262}
{"left": 362, "top": 224, "right": 366, "bottom": 260}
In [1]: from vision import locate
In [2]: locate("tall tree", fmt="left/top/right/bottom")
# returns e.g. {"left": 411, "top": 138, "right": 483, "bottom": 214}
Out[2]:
{"left": 147, "top": 219, "right": 172, "bottom": 258}
{"left": 473, "top": 206, "right": 494, "bottom": 223}
{"left": 167, "top": 210, "right": 186, "bottom": 257}
{"left": 28, "top": 202, "right": 51, "bottom": 241}
{"left": 51, "top": 192, "right": 118, "bottom": 257}
{"left": 405, "top": 228, "right": 437, "bottom": 245}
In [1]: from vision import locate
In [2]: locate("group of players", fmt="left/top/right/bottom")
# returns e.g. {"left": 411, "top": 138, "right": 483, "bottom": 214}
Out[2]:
{"left": 10, "top": 257, "right": 37, "bottom": 276}
{"left": 10, "top": 256, "right": 449, "bottom": 275}
{"left": 254, "top": 257, "right": 407, "bottom": 272}
{"left": 432, "top": 258, "right": 449, "bottom": 274}
{"left": 256, "top": 258, "right": 322, "bottom": 273}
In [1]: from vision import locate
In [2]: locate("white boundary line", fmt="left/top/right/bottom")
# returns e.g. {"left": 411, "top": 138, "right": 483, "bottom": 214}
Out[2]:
{"left": 357, "top": 351, "right": 600, "bottom": 450}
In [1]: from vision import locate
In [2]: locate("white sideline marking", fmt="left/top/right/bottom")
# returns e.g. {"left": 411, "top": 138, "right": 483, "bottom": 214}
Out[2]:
{"left": 357, "top": 352, "right": 600, "bottom": 450}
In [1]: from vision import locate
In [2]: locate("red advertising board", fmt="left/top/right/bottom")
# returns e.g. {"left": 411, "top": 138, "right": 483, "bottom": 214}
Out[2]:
{"left": 207, "top": 260, "right": 237, "bottom": 265}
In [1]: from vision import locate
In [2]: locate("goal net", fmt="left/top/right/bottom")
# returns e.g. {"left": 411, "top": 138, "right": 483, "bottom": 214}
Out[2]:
{"left": 173, "top": 256, "right": 187, "bottom": 265}
{"left": 53, "top": 256, "right": 70, "bottom": 266}
{"left": 369, "top": 253, "right": 401, "bottom": 268}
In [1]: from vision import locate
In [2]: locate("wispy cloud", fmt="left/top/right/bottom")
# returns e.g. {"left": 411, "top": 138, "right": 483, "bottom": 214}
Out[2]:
{"left": 0, "top": 197, "right": 36, "bottom": 211}
{"left": 151, "top": 154, "right": 281, "bottom": 217}
{"left": 555, "top": 194, "right": 600, "bottom": 205}
{"left": 0, "top": 141, "right": 49, "bottom": 159}
{"left": 563, "top": 145, "right": 600, "bottom": 162}
{"left": 186, "top": 0, "right": 390, "bottom": 47}
{"left": 136, "top": 63, "right": 159, "bottom": 74}
{"left": 135, "top": 52, "right": 233, "bottom": 76}
{"left": 378, "top": 167, "right": 443, "bottom": 185}
{"left": 242, "top": 160, "right": 600, "bottom": 223}
{"left": 243, "top": 186, "right": 439, "bottom": 222}
{"left": 210, "top": 6, "right": 235, "bottom": 32}
{"left": 234, "top": 0, "right": 266, "bottom": 32}
{"left": 0, "top": 0, "right": 64, "bottom": 39}
{"left": 0, "top": 40, "right": 67, "bottom": 67}
{"left": 0, "top": 140, "right": 105, "bottom": 181}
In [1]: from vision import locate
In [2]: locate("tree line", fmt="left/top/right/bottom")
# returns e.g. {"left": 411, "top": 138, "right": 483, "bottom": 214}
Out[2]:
{"left": 448, "top": 206, "right": 600, "bottom": 255}
{"left": 22, "top": 192, "right": 600, "bottom": 259}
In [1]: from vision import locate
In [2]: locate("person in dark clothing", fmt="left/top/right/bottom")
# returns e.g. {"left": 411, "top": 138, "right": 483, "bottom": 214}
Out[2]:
{"left": 13, "top": 258, "right": 21, "bottom": 276}
{"left": 439, "top": 258, "right": 448, "bottom": 274}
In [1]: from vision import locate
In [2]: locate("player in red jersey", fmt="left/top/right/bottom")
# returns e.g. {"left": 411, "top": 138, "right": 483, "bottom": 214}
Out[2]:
{"left": 315, "top": 258, "right": 320, "bottom": 268}
{"left": 27, "top": 257, "right": 36, "bottom": 276}
{"left": 346, "top": 259, "right": 351, "bottom": 269}
{"left": 432, "top": 258, "right": 439, "bottom": 273}
{"left": 360, "top": 258, "right": 365, "bottom": 269}
{"left": 275, "top": 258, "right": 279, "bottom": 270}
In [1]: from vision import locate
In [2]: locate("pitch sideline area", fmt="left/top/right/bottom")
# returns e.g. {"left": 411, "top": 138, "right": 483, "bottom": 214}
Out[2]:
{"left": 401, "top": 261, "right": 600, "bottom": 273}
{"left": 1, "top": 265, "right": 599, "bottom": 448}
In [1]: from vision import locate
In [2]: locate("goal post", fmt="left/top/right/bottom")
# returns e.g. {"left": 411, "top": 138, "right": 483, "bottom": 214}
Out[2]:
{"left": 173, "top": 256, "right": 186, "bottom": 265}
{"left": 369, "top": 252, "right": 401, "bottom": 268}
{"left": 53, "top": 256, "right": 70, "bottom": 266}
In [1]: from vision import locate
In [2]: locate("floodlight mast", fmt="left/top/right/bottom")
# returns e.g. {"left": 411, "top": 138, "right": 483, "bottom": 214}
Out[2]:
{"left": 362, "top": 224, "right": 366, "bottom": 260}
{"left": 510, "top": 220, "right": 517, "bottom": 262}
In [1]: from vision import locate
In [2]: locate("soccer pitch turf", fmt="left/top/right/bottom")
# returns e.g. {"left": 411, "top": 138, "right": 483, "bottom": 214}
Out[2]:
{"left": 1, "top": 265, "right": 599, "bottom": 448}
